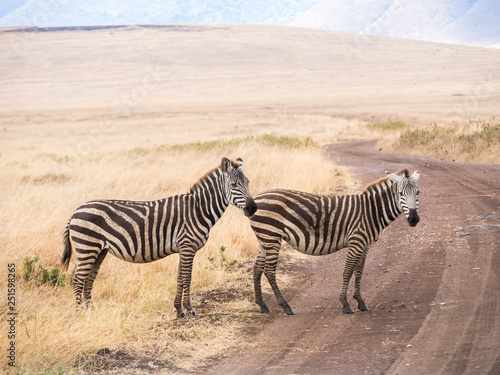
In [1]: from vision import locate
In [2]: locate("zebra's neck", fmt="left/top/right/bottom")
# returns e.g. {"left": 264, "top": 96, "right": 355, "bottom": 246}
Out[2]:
{"left": 362, "top": 177, "right": 402, "bottom": 230}
{"left": 189, "top": 167, "right": 229, "bottom": 228}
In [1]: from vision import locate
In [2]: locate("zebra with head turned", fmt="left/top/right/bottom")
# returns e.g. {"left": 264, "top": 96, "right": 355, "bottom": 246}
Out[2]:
{"left": 250, "top": 168, "right": 420, "bottom": 315}
{"left": 61, "top": 157, "right": 257, "bottom": 318}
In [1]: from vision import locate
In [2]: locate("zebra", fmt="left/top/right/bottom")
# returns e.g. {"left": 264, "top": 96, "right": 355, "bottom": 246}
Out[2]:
{"left": 60, "top": 157, "right": 257, "bottom": 318}
{"left": 250, "top": 168, "right": 420, "bottom": 315}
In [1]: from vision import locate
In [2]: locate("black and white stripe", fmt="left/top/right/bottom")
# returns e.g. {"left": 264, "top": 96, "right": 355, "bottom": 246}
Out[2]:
{"left": 61, "top": 157, "right": 257, "bottom": 317}
{"left": 250, "top": 169, "right": 420, "bottom": 315}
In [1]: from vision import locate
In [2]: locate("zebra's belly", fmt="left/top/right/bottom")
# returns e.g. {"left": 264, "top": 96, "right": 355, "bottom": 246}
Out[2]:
{"left": 107, "top": 242, "right": 178, "bottom": 263}
{"left": 285, "top": 231, "right": 349, "bottom": 256}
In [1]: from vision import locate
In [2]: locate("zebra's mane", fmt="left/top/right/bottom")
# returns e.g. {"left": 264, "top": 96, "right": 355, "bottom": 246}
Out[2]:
{"left": 188, "top": 159, "right": 240, "bottom": 194}
{"left": 362, "top": 168, "right": 410, "bottom": 193}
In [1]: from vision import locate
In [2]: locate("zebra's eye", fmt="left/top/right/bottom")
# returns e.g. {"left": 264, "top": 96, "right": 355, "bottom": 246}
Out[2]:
{"left": 230, "top": 182, "right": 238, "bottom": 189}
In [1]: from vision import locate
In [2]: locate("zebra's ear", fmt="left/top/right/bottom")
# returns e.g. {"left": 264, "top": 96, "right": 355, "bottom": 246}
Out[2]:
{"left": 236, "top": 158, "right": 244, "bottom": 170}
{"left": 386, "top": 171, "right": 403, "bottom": 183}
{"left": 221, "top": 157, "right": 233, "bottom": 174}
{"left": 410, "top": 170, "right": 420, "bottom": 181}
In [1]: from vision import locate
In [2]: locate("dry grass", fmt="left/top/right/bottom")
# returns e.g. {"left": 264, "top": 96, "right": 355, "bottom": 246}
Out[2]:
{"left": 0, "top": 125, "right": 354, "bottom": 374}
{"left": 367, "top": 117, "right": 500, "bottom": 164}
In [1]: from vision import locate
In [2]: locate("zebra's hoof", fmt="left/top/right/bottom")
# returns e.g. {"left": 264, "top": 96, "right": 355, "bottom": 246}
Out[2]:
{"left": 284, "top": 307, "right": 295, "bottom": 315}
{"left": 260, "top": 305, "right": 271, "bottom": 314}
{"left": 342, "top": 306, "right": 355, "bottom": 314}
{"left": 358, "top": 303, "right": 369, "bottom": 311}
{"left": 186, "top": 310, "right": 196, "bottom": 318}
{"left": 177, "top": 312, "right": 187, "bottom": 319}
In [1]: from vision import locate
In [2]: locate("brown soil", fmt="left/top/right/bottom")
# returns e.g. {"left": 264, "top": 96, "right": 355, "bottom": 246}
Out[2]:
{"left": 199, "top": 140, "right": 500, "bottom": 375}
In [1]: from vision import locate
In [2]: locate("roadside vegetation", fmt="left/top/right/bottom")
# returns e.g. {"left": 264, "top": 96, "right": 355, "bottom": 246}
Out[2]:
{"left": 0, "top": 132, "right": 353, "bottom": 374}
{"left": 368, "top": 117, "right": 500, "bottom": 164}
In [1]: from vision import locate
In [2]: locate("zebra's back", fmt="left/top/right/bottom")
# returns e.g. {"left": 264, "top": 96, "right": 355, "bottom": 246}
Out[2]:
{"left": 250, "top": 189, "right": 362, "bottom": 255}
{"left": 69, "top": 196, "right": 189, "bottom": 263}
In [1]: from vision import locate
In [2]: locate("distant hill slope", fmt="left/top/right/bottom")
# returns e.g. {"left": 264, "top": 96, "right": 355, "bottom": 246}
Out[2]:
{"left": 0, "top": 0, "right": 321, "bottom": 27}
{"left": 290, "top": 0, "right": 500, "bottom": 48}
{"left": 0, "top": 0, "right": 498, "bottom": 48}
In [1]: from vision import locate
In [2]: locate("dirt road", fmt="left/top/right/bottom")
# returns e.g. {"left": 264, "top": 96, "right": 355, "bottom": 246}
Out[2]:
{"left": 202, "top": 140, "right": 500, "bottom": 374}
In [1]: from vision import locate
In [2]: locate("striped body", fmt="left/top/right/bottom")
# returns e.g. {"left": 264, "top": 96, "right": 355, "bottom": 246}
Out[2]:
{"left": 70, "top": 195, "right": 222, "bottom": 264}
{"left": 250, "top": 169, "right": 420, "bottom": 315}
{"left": 61, "top": 158, "right": 257, "bottom": 317}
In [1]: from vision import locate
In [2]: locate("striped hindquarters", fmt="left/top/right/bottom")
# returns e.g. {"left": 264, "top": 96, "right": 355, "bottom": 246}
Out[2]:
{"left": 250, "top": 189, "right": 362, "bottom": 255}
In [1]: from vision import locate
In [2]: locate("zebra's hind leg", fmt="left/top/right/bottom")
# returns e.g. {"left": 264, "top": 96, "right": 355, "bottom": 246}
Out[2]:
{"left": 174, "top": 249, "right": 196, "bottom": 319}
{"left": 253, "top": 245, "right": 270, "bottom": 314}
{"left": 82, "top": 249, "right": 108, "bottom": 306}
{"left": 339, "top": 247, "right": 362, "bottom": 314}
{"left": 263, "top": 244, "right": 294, "bottom": 315}
{"left": 353, "top": 249, "right": 369, "bottom": 312}
{"left": 72, "top": 246, "right": 102, "bottom": 307}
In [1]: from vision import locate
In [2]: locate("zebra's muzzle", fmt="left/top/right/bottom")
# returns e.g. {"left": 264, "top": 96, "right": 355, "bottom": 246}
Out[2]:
{"left": 244, "top": 198, "right": 258, "bottom": 217}
{"left": 407, "top": 209, "right": 420, "bottom": 227}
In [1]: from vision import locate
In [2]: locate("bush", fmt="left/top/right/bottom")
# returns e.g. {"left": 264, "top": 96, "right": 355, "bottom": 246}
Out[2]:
{"left": 395, "top": 118, "right": 500, "bottom": 163}
{"left": 22, "top": 256, "right": 67, "bottom": 287}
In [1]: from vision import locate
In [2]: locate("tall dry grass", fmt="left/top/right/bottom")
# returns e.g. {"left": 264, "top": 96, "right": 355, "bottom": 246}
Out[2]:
{"left": 369, "top": 118, "right": 500, "bottom": 164}
{"left": 0, "top": 131, "right": 353, "bottom": 373}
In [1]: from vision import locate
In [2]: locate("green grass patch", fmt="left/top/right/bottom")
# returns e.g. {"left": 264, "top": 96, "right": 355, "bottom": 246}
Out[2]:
{"left": 147, "top": 134, "right": 319, "bottom": 155}
{"left": 366, "top": 121, "right": 410, "bottom": 131}
{"left": 257, "top": 134, "right": 317, "bottom": 148}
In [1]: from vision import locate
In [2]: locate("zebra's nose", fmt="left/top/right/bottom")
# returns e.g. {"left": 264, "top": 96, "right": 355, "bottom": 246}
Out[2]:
{"left": 244, "top": 198, "right": 257, "bottom": 217}
{"left": 407, "top": 209, "right": 420, "bottom": 227}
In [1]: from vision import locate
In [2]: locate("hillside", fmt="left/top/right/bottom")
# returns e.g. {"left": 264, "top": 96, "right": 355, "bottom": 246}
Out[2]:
{"left": 1, "top": 24, "right": 499, "bottom": 126}
{"left": 0, "top": 0, "right": 499, "bottom": 48}
{"left": 291, "top": 0, "right": 500, "bottom": 48}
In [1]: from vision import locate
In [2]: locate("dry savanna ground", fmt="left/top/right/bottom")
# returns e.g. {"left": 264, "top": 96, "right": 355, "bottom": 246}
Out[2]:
{"left": 0, "top": 24, "right": 499, "bottom": 374}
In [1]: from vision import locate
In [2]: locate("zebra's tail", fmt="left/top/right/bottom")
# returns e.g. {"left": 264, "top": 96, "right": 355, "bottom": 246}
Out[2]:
{"left": 60, "top": 221, "right": 72, "bottom": 270}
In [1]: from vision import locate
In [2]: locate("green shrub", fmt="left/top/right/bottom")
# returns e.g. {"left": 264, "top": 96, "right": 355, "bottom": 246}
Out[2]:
{"left": 22, "top": 256, "right": 67, "bottom": 287}
{"left": 22, "top": 255, "right": 40, "bottom": 281}
{"left": 396, "top": 118, "right": 500, "bottom": 163}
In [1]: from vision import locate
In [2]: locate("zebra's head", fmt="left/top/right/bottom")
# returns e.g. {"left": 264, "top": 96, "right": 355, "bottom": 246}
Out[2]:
{"left": 221, "top": 157, "right": 257, "bottom": 217}
{"left": 386, "top": 169, "right": 420, "bottom": 227}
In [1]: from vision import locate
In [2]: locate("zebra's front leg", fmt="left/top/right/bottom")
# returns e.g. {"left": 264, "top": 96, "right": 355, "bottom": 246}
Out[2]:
{"left": 353, "top": 249, "right": 369, "bottom": 311}
{"left": 174, "top": 256, "right": 185, "bottom": 318}
{"left": 253, "top": 247, "right": 270, "bottom": 313}
{"left": 264, "top": 247, "right": 294, "bottom": 315}
{"left": 339, "top": 249, "right": 361, "bottom": 314}
{"left": 174, "top": 250, "right": 196, "bottom": 318}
